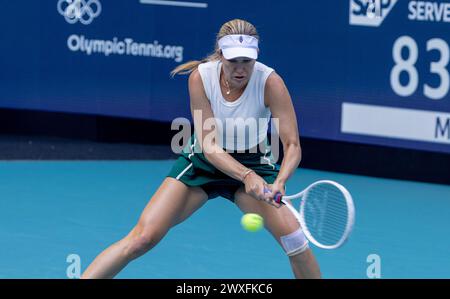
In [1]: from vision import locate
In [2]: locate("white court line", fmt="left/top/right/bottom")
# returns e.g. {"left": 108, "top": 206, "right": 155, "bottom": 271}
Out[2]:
{"left": 140, "top": 0, "right": 208, "bottom": 8}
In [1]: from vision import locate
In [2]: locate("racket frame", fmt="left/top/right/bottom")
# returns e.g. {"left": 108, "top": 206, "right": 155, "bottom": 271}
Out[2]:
{"left": 281, "top": 180, "right": 355, "bottom": 250}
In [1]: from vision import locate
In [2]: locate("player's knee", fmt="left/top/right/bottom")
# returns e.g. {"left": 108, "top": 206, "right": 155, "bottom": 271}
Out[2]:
{"left": 123, "top": 225, "right": 162, "bottom": 259}
{"left": 280, "top": 227, "right": 310, "bottom": 257}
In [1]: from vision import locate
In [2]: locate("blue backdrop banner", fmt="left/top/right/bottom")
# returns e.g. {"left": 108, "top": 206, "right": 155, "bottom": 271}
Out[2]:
{"left": 1, "top": 0, "right": 449, "bottom": 153}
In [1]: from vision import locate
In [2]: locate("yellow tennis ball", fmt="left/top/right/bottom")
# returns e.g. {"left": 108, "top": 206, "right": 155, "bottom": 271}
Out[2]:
{"left": 241, "top": 213, "right": 264, "bottom": 232}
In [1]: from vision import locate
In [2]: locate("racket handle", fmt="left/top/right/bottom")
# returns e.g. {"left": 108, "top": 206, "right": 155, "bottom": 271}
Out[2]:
{"left": 263, "top": 187, "right": 283, "bottom": 204}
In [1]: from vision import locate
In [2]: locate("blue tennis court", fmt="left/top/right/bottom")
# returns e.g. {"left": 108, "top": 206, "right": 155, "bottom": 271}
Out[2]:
{"left": 1, "top": 160, "right": 449, "bottom": 278}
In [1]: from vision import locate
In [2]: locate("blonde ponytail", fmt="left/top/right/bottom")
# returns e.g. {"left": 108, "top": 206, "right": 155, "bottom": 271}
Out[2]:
{"left": 170, "top": 52, "right": 220, "bottom": 77}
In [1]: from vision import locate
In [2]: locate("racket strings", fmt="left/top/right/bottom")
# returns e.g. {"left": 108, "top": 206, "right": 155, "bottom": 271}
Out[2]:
{"left": 302, "top": 184, "right": 350, "bottom": 246}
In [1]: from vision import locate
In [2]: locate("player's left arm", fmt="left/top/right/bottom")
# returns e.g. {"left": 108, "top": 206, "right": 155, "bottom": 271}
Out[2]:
{"left": 265, "top": 72, "right": 302, "bottom": 197}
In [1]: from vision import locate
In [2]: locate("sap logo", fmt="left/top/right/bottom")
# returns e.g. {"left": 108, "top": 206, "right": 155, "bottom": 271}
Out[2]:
{"left": 349, "top": 0, "right": 398, "bottom": 27}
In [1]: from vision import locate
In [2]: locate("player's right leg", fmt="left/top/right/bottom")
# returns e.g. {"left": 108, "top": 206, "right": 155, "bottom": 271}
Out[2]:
{"left": 81, "top": 177, "right": 208, "bottom": 279}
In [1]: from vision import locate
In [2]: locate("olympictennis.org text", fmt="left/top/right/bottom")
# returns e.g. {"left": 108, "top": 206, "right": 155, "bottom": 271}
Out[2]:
{"left": 67, "top": 34, "right": 184, "bottom": 62}
{"left": 176, "top": 283, "right": 273, "bottom": 296}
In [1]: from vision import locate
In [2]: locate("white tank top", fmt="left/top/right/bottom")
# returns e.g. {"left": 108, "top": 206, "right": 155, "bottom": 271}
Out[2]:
{"left": 197, "top": 60, "right": 274, "bottom": 151}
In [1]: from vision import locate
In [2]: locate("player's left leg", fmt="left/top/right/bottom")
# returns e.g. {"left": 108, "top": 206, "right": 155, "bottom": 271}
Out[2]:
{"left": 234, "top": 187, "right": 321, "bottom": 279}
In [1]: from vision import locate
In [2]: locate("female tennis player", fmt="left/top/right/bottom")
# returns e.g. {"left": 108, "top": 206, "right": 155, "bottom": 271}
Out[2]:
{"left": 81, "top": 19, "right": 321, "bottom": 279}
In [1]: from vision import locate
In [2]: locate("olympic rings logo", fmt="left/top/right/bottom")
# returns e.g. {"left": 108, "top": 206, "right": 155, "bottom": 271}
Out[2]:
{"left": 57, "top": 0, "right": 102, "bottom": 25}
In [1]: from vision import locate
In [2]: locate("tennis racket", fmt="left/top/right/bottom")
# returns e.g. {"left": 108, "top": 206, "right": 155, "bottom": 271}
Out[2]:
{"left": 264, "top": 180, "right": 355, "bottom": 249}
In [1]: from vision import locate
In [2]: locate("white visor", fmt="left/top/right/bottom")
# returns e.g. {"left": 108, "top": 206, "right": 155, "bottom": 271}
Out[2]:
{"left": 218, "top": 34, "right": 259, "bottom": 60}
